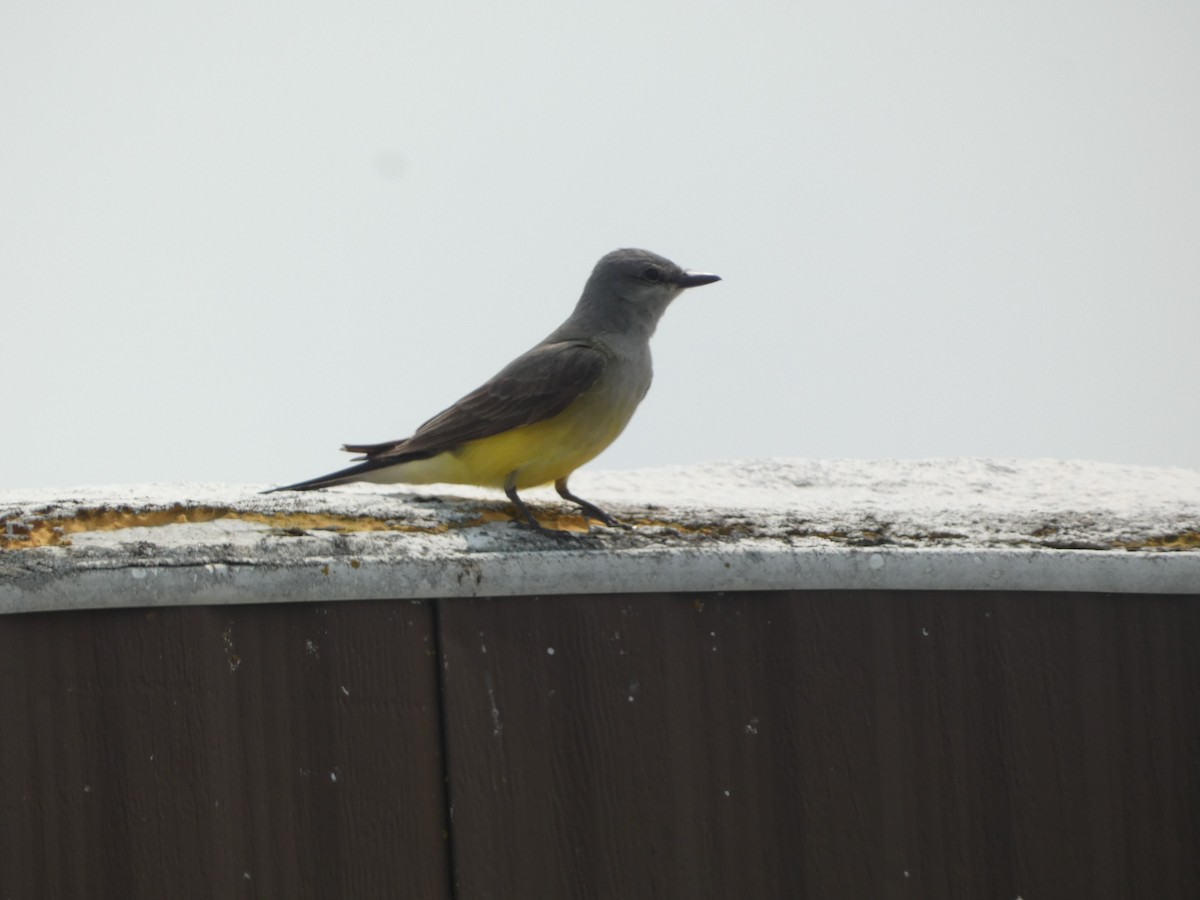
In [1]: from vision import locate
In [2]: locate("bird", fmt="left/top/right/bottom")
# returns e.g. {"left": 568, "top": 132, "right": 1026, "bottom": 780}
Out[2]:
{"left": 266, "top": 248, "right": 720, "bottom": 533}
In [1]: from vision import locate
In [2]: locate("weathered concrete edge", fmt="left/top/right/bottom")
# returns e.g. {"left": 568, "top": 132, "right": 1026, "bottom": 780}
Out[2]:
{"left": 2, "top": 545, "right": 1198, "bottom": 614}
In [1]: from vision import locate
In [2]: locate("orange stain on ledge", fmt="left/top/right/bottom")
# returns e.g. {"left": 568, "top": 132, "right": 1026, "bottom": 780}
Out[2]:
{"left": 0, "top": 503, "right": 637, "bottom": 550}
{"left": 0, "top": 505, "right": 449, "bottom": 550}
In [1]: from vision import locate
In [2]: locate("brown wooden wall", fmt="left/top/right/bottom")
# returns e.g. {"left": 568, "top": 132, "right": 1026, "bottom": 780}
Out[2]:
{"left": 2, "top": 590, "right": 1198, "bottom": 899}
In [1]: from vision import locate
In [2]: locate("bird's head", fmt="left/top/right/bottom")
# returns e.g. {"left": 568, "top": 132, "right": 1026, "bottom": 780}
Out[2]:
{"left": 576, "top": 248, "right": 720, "bottom": 338}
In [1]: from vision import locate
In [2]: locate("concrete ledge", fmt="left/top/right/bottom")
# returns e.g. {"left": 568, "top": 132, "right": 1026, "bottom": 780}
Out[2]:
{"left": 2, "top": 458, "right": 1198, "bottom": 613}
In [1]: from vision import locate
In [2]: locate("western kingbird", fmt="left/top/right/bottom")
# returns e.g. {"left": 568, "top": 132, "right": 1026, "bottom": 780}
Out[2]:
{"left": 268, "top": 248, "right": 720, "bottom": 532}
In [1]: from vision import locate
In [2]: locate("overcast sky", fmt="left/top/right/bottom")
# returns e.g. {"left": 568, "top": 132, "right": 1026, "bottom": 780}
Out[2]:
{"left": 3, "top": 1, "right": 1198, "bottom": 490}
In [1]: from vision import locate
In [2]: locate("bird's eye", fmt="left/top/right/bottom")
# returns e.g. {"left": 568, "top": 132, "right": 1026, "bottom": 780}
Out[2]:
{"left": 641, "top": 266, "right": 662, "bottom": 283}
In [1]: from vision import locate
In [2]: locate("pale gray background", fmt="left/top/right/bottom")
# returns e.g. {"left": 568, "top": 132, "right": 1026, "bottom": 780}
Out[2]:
{"left": 3, "top": 1, "right": 1198, "bottom": 490}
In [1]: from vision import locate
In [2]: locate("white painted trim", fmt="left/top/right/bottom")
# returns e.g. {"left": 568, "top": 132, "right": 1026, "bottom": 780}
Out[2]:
{"left": 3, "top": 545, "right": 1198, "bottom": 614}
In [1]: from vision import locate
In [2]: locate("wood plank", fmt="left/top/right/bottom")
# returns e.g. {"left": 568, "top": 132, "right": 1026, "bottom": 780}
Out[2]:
{"left": 438, "top": 590, "right": 1200, "bottom": 899}
{"left": 0, "top": 601, "right": 449, "bottom": 900}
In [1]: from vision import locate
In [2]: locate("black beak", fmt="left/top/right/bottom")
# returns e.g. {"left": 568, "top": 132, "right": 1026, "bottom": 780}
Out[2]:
{"left": 676, "top": 271, "right": 721, "bottom": 288}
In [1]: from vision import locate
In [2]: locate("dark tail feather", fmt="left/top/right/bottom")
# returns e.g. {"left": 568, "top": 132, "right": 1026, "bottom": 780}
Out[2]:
{"left": 262, "top": 457, "right": 404, "bottom": 494}
{"left": 341, "top": 440, "right": 400, "bottom": 458}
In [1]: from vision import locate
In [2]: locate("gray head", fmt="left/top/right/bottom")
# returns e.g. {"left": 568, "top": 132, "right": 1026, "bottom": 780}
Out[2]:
{"left": 563, "top": 248, "right": 720, "bottom": 341}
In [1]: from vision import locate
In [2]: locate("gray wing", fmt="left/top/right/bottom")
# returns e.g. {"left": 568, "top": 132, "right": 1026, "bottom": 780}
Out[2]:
{"left": 345, "top": 340, "right": 608, "bottom": 461}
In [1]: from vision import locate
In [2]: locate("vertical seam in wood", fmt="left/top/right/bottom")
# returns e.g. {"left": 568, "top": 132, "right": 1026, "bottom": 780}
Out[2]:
{"left": 433, "top": 597, "right": 460, "bottom": 900}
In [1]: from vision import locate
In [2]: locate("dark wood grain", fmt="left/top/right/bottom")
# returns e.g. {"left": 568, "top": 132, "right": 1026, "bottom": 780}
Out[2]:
{"left": 438, "top": 590, "right": 1200, "bottom": 900}
{"left": 3, "top": 589, "right": 1198, "bottom": 899}
{"left": 0, "top": 601, "right": 449, "bottom": 900}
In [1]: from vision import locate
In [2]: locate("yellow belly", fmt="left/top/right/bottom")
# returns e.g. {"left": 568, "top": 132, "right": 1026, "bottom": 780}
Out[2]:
{"left": 360, "top": 385, "right": 640, "bottom": 490}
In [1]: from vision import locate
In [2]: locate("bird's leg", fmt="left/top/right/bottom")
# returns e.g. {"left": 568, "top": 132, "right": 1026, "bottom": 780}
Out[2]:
{"left": 555, "top": 477, "right": 620, "bottom": 527}
{"left": 504, "top": 473, "right": 571, "bottom": 537}
{"left": 503, "top": 476, "right": 542, "bottom": 529}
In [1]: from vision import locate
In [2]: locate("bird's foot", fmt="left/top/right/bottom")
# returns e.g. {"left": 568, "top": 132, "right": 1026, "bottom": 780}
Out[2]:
{"left": 511, "top": 518, "right": 583, "bottom": 541}
{"left": 585, "top": 509, "right": 621, "bottom": 528}
{"left": 552, "top": 479, "right": 626, "bottom": 529}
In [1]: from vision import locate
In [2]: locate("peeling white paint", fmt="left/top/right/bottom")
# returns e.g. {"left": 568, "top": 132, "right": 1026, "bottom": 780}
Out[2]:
{"left": 485, "top": 672, "right": 502, "bottom": 738}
